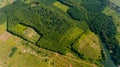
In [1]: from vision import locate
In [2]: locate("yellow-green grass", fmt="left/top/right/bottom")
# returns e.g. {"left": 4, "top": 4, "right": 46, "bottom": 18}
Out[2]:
{"left": 103, "top": 6, "right": 120, "bottom": 45}
{"left": 53, "top": 1, "right": 69, "bottom": 12}
{"left": 8, "top": 53, "right": 51, "bottom": 67}
{"left": 110, "top": 0, "right": 120, "bottom": 7}
{"left": 0, "top": 23, "right": 22, "bottom": 67}
{"left": 60, "top": 27, "right": 84, "bottom": 45}
{"left": 0, "top": 0, "right": 2, "bottom": 3}
{"left": 10, "top": 24, "right": 40, "bottom": 43}
{"left": 73, "top": 30, "right": 102, "bottom": 61}
{"left": 0, "top": 0, "right": 14, "bottom": 8}
{"left": 0, "top": 22, "right": 6, "bottom": 34}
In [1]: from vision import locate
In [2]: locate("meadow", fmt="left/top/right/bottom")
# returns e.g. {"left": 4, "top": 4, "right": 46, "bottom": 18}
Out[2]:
{"left": 73, "top": 30, "right": 102, "bottom": 63}
{"left": 110, "top": 0, "right": 120, "bottom": 7}
{"left": 53, "top": 1, "right": 69, "bottom": 12}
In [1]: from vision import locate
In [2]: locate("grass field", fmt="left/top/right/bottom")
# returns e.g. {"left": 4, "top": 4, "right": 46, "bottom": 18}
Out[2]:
{"left": 103, "top": 6, "right": 120, "bottom": 46}
{"left": 110, "top": 0, "right": 120, "bottom": 7}
{"left": 73, "top": 30, "right": 102, "bottom": 62}
{"left": 8, "top": 53, "right": 51, "bottom": 67}
{"left": 53, "top": 1, "right": 69, "bottom": 12}
{"left": 0, "top": 22, "right": 22, "bottom": 67}
{"left": 10, "top": 24, "right": 40, "bottom": 43}
{"left": 0, "top": 0, "right": 14, "bottom": 8}
{"left": 0, "top": 23, "right": 6, "bottom": 34}
{"left": 60, "top": 27, "right": 84, "bottom": 45}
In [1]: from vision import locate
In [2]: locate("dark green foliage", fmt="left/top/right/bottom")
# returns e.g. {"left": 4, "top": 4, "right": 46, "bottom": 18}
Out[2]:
{"left": 9, "top": 47, "right": 17, "bottom": 57}
{"left": 57, "top": 0, "right": 75, "bottom": 7}
{"left": 5, "top": 0, "right": 73, "bottom": 55}
{"left": 0, "top": 10, "right": 6, "bottom": 25}
{"left": 3, "top": 0, "right": 120, "bottom": 65}
{"left": 80, "top": 0, "right": 120, "bottom": 65}
{"left": 101, "top": 49, "right": 106, "bottom": 61}
{"left": 88, "top": 13, "right": 120, "bottom": 65}
{"left": 90, "top": 14, "right": 116, "bottom": 36}
{"left": 81, "top": 0, "right": 108, "bottom": 13}
{"left": 36, "top": 0, "right": 56, "bottom": 6}
{"left": 67, "top": 6, "right": 88, "bottom": 21}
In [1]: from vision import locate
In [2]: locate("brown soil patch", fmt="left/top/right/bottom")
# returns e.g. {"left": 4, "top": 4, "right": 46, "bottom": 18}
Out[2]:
{"left": 0, "top": 32, "right": 12, "bottom": 42}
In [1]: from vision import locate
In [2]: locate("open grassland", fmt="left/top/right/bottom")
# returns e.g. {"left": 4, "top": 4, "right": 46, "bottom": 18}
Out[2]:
{"left": 73, "top": 30, "right": 102, "bottom": 61}
{"left": 0, "top": 0, "right": 14, "bottom": 8}
{"left": 60, "top": 27, "right": 83, "bottom": 45}
{"left": 53, "top": 1, "right": 69, "bottom": 12}
{"left": 110, "top": 0, "right": 120, "bottom": 7}
{"left": 8, "top": 53, "right": 51, "bottom": 67}
{"left": 0, "top": 23, "right": 6, "bottom": 34}
{"left": 0, "top": 22, "right": 22, "bottom": 67}
{"left": 103, "top": 6, "right": 120, "bottom": 45}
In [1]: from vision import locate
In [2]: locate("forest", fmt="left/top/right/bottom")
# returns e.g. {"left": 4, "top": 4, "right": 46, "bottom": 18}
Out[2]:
{"left": 58, "top": 0, "right": 120, "bottom": 65}
{"left": 3, "top": 0, "right": 120, "bottom": 66}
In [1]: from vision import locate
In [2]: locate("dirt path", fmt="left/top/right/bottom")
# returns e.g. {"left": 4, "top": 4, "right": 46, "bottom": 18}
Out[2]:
{"left": 63, "top": 55, "right": 96, "bottom": 67}
{"left": 0, "top": 32, "right": 12, "bottom": 42}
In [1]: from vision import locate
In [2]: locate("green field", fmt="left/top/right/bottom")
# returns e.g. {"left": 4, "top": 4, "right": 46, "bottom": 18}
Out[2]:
{"left": 0, "top": 23, "right": 6, "bottom": 34}
{"left": 0, "top": 22, "right": 22, "bottom": 67}
{"left": 10, "top": 24, "right": 40, "bottom": 43}
{"left": 73, "top": 30, "right": 102, "bottom": 62}
{"left": 8, "top": 53, "right": 51, "bottom": 67}
{"left": 53, "top": 1, "right": 69, "bottom": 12}
{"left": 0, "top": 0, "right": 14, "bottom": 8}
{"left": 60, "top": 27, "right": 83, "bottom": 45}
{"left": 110, "top": 0, "right": 120, "bottom": 7}
{"left": 0, "top": 0, "right": 2, "bottom": 3}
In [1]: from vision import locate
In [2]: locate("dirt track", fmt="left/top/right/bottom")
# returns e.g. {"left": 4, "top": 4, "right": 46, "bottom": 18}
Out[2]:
{"left": 0, "top": 32, "right": 12, "bottom": 42}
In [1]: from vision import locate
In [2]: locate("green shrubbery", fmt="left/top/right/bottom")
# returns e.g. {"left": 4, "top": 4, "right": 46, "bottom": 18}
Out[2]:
{"left": 4, "top": 0, "right": 120, "bottom": 65}
{"left": 67, "top": 6, "right": 88, "bottom": 21}
{"left": 5, "top": 0, "right": 74, "bottom": 54}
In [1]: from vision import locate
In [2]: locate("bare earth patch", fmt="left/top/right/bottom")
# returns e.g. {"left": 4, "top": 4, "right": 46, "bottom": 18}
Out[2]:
{"left": 0, "top": 31, "right": 12, "bottom": 42}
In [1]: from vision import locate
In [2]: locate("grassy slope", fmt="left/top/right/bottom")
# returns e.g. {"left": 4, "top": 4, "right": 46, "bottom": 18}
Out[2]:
{"left": 103, "top": 6, "right": 120, "bottom": 46}
{"left": 53, "top": 1, "right": 69, "bottom": 12}
{"left": 0, "top": 22, "right": 96, "bottom": 67}
{"left": 0, "top": 0, "right": 14, "bottom": 8}
{"left": 0, "top": 22, "right": 81, "bottom": 67}
{"left": 110, "top": 0, "right": 120, "bottom": 7}
{"left": 73, "top": 30, "right": 102, "bottom": 63}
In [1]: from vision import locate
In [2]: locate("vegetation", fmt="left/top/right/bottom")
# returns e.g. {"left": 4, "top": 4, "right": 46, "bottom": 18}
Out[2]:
{"left": 110, "top": 0, "right": 120, "bottom": 7}
{"left": 53, "top": 1, "right": 69, "bottom": 12}
{"left": 1, "top": 0, "right": 120, "bottom": 66}
{"left": 103, "top": 6, "right": 120, "bottom": 46}
{"left": 0, "top": 10, "right": 6, "bottom": 24}
{"left": 9, "top": 23, "right": 40, "bottom": 44}
{"left": 9, "top": 47, "right": 17, "bottom": 57}
{"left": 103, "top": 6, "right": 120, "bottom": 65}
{"left": 73, "top": 30, "right": 102, "bottom": 63}
{"left": 67, "top": 6, "right": 88, "bottom": 21}
{"left": 5, "top": 0, "right": 74, "bottom": 54}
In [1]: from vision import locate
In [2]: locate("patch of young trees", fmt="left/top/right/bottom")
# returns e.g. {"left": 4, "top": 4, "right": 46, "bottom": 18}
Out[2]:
{"left": 67, "top": 6, "right": 88, "bottom": 21}
{"left": 5, "top": 0, "right": 74, "bottom": 54}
